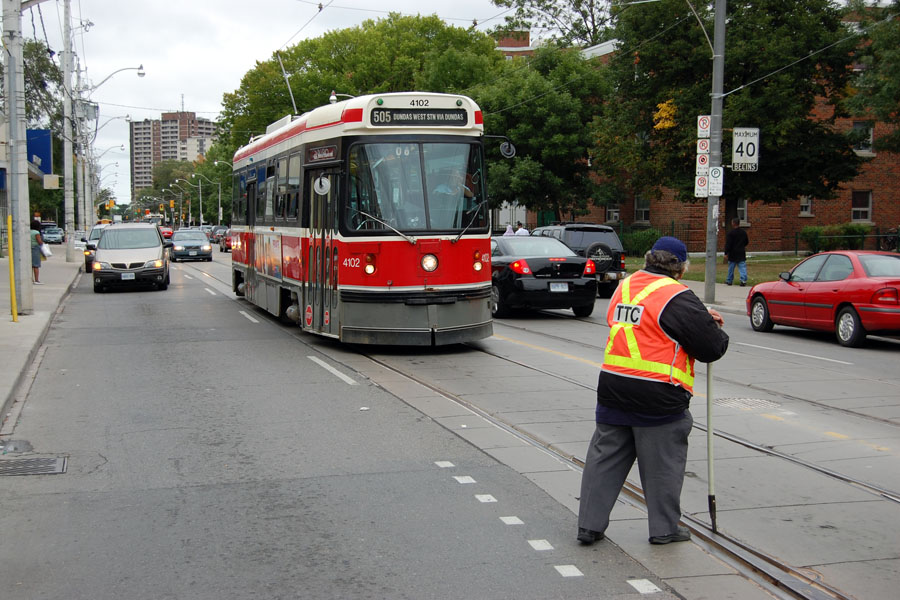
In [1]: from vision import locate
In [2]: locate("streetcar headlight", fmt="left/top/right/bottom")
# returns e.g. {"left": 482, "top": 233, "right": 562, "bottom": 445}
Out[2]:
{"left": 364, "top": 253, "right": 376, "bottom": 275}
{"left": 473, "top": 250, "right": 483, "bottom": 271}
{"left": 473, "top": 261, "right": 483, "bottom": 271}
{"left": 421, "top": 254, "right": 438, "bottom": 272}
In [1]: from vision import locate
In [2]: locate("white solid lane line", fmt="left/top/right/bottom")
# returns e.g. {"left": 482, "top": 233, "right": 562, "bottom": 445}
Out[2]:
{"left": 239, "top": 311, "right": 259, "bottom": 323}
{"left": 205, "top": 288, "right": 216, "bottom": 295}
{"left": 308, "top": 356, "right": 358, "bottom": 385}
{"left": 736, "top": 341, "right": 853, "bottom": 365}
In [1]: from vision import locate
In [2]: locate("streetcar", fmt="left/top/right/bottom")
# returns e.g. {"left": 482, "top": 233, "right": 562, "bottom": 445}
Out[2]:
{"left": 229, "top": 92, "right": 510, "bottom": 345}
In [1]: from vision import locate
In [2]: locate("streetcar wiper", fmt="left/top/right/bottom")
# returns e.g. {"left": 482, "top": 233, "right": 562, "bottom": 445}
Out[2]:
{"left": 452, "top": 199, "right": 488, "bottom": 244}
{"left": 355, "top": 210, "right": 417, "bottom": 244}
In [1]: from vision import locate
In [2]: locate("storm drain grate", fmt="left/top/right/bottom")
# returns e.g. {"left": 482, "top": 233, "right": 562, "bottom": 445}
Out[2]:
{"left": 714, "top": 397, "right": 781, "bottom": 411}
{"left": 0, "top": 457, "right": 67, "bottom": 476}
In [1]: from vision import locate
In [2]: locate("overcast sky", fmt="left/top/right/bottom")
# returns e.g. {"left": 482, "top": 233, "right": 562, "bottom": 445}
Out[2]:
{"left": 29, "top": 0, "right": 517, "bottom": 204}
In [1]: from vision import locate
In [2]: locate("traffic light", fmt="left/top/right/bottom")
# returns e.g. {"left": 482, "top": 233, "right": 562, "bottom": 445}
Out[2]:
{"left": 159, "top": 203, "right": 164, "bottom": 212}
{"left": 169, "top": 200, "right": 175, "bottom": 209}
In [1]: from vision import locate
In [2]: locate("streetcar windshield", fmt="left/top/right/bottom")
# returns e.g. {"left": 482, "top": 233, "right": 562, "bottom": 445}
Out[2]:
{"left": 346, "top": 142, "right": 487, "bottom": 234}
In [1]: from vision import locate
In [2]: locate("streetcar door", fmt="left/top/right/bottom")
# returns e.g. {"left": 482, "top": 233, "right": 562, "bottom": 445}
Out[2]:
{"left": 305, "top": 168, "right": 340, "bottom": 337}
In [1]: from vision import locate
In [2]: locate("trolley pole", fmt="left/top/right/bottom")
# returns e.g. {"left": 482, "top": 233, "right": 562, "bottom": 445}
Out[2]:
{"left": 704, "top": 0, "right": 727, "bottom": 305}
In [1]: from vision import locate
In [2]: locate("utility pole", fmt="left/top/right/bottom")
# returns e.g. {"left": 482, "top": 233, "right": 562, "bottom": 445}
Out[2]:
{"left": 704, "top": 0, "right": 727, "bottom": 304}
{"left": 62, "top": 0, "right": 77, "bottom": 261}
{"left": 4, "top": 0, "right": 35, "bottom": 312}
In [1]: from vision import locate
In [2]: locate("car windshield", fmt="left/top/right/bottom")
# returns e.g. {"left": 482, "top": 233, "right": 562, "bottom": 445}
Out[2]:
{"left": 46, "top": 228, "right": 63, "bottom": 235}
{"left": 345, "top": 141, "right": 486, "bottom": 234}
{"left": 567, "top": 229, "right": 623, "bottom": 250}
{"left": 89, "top": 228, "right": 105, "bottom": 241}
{"left": 173, "top": 232, "right": 208, "bottom": 242}
{"left": 498, "top": 237, "right": 577, "bottom": 257}
{"left": 860, "top": 254, "right": 900, "bottom": 277}
{"left": 98, "top": 228, "right": 160, "bottom": 249}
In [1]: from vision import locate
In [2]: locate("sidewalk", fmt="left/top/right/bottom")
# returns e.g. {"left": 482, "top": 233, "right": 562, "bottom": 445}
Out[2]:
{"left": 1, "top": 251, "right": 84, "bottom": 435}
{"left": 0, "top": 255, "right": 749, "bottom": 435}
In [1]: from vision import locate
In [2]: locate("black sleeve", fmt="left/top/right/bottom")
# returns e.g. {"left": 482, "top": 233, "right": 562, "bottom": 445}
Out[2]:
{"left": 659, "top": 290, "right": 729, "bottom": 363}
{"left": 723, "top": 230, "right": 733, "bottom": 255}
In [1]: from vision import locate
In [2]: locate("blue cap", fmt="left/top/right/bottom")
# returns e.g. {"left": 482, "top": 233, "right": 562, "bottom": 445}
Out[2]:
{"left": 651, "top": 236, "right": 688, "bottom": 262}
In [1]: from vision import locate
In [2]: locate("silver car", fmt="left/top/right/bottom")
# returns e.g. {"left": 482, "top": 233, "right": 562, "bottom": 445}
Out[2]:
{"left": 91, "top": 223, "right": 172, "bottom": 293}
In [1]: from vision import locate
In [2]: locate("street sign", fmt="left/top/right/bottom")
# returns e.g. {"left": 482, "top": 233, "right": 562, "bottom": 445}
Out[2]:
{"left": 696, "top": 153, "right": 709, "bottom": 175}
{"left": 709, "top": 166, "right": 724, "bottom": 196}
{"left": 697, "top": 115, "right": 711, "bottom": 138}
{"left": 697, "top": 139, "right": 710, "bottom": 154}
{"left": 694, "top": 176, "right": 708, "bottom": 198}
{"left": 732, "top": 127, "right": 759, "bottom": 172}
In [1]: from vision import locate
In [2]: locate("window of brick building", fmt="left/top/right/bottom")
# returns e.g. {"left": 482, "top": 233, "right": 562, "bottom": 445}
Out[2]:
{"left": 737, "top": 198, "right": 748, "bottom": 224}
{"left": 851, "top": 191, "right": 872, "bottom": 222}
{"left": 852, "top": 121, "right": 874, "bottom": 154}
{"left": 799, "top": 196, "right": 813, "bottom": 216}
{"left": 606, "top": 204, "right": 620, "bottom": 223}
{"left": 634, "top": 195, "right": 650, "bottom": 223}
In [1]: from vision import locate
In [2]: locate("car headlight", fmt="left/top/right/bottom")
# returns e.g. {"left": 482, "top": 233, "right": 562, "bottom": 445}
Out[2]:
{"left": 144, "top": 259, "right": 163, "bottom": 268}
{"left": 174, "top": 245, "right": 185, "bottom": 251}
{"left": 92, "top": 261, "right": 111, "bottom": 271}
{"left": 202, "top": 245, "right": 212, "bottom": 251}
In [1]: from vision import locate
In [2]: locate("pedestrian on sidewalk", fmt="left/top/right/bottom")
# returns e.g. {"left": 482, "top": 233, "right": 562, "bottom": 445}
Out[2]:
{"left": 724, "top": 218, "right": 749, "bottom": 286}
{"left": 30, "top": 219, "right": 45, "bottom": 285}
{"left": 514, "top": 221, "right": 529, "bottom": 236}
{"left": 577, "top": 236, "right": 729, "bottom": 546}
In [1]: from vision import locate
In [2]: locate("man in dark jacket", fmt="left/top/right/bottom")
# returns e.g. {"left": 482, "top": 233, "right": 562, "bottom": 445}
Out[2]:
{"left": 577, "top": 236, "right": 729, "bottom": 545}
{"left": 724, "top": 218, "right": 749, "bottom": 286}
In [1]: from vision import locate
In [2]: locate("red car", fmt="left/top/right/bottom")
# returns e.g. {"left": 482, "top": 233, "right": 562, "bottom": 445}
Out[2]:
{"left": 218, "top": 229, "right": 232, "bottom": 253}
{"left": 159, "top": 226, "right": 174, "bottom": 239}
{"left": 747, "top": 250, "right": 900, "bottom": 347}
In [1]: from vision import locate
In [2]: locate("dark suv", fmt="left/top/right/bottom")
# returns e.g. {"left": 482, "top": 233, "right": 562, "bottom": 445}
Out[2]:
{"left": 531, "top": 223, "right": 627, "bottom": 297}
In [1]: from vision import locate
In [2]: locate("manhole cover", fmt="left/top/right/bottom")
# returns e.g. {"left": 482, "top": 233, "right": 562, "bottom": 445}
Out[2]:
{"left": 0, "top": 457, "right": 67, "bottom": 476}
{"left": 714, "top": 397, "right": 780, "bottom": 410}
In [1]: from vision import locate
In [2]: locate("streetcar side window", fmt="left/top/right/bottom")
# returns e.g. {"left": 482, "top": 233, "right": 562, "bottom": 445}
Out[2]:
{"left": 233, "top": 172, "right": 246, "bottom": 225}
{"left": 275, "top": 157, "right": 288, "bottom": 220}
{"left": 287, "top": 153, "right": 301, "bottom": 220}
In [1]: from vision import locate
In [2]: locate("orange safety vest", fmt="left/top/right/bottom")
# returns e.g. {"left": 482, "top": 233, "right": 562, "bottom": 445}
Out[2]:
{"left": 603, "top": 270, "right": 695, "bottom": 393}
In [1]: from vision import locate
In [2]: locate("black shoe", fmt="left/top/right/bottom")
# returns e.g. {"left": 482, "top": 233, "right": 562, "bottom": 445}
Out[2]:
{"left": 577, "top": 528, "right": 604, "bottom": 545}
{"left": 740, "top": 281, "right": 746, "bottom": 286}
{"left": 724, "top": 281, "right": 732, "bottom": 286}
{"left": 649, "top": 526, "right": 691, "bottom": 545}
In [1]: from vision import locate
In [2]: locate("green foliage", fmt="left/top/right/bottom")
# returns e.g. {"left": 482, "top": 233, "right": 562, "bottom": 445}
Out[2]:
{"left": 620, "top": 227, "right": 662, "bottom": 257}
{"left": 473, "top": 46, "right": 609, "bottom": 219}
{"left": 490, "top": 0, "right": 614, "bottom": 47}
{"left": 218, "top": 14, "right": 501, "bottom": 151}
{"left": 592, "top": 0, "right": 865, "bottom": 218}
{"left": 21, "top": 40, "right": 63, "bottom": 129}
{"left": 845, "top": 1, "right": 900, "bottom": 152}
{"left": 799, "top": 223, "right": 872, "bottom": 253}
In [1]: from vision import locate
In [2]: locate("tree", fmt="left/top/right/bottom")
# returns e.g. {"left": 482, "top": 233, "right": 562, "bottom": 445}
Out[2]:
{"left": 490, "top": 0, "right": 613, "bottom": 47}
{"left": 218, "top": 14, "right": 502, "bottom": 152}
{"left": 592, "top": 0, "right": 865, "bottom": 223}
{"left": 845, "top": 0, "right": 900, "bottom": 152}
{"left": 472, "top": 46, "right": 609, "bottom": 221}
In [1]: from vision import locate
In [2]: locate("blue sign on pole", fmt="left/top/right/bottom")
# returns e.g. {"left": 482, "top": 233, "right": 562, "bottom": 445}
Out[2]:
{"left": 26, "top": 129, "right": 54, "bottom": 175}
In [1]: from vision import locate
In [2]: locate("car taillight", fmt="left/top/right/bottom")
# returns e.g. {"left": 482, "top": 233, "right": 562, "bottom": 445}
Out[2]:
{"left": 584, "top": 260, "right": 596, "bottom": 276}
{"left": 619, "top": 254, "right": 626, "bottom": 270}
{"left": 872, "top": 287, "right": 899, "bottom": 304}
{"left": 510, "top": 259, "right": 531, "bottom": 275}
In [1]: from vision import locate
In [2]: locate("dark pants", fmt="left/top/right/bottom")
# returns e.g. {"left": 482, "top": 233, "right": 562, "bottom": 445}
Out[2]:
{"left": 578, "top": 411, "right": 692, "bottom": 538}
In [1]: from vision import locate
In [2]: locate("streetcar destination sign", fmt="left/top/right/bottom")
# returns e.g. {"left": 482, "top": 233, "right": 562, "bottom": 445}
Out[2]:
{"left": 371, "top": 108, "right": 468, "bottom": 127}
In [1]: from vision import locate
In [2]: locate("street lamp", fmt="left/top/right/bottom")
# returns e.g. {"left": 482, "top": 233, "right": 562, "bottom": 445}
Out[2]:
{"left": 169, "top": 183, "right": 190, "bottom": 227}
{"left": 214, "top": 160, "right": 234, "bottom": 170}
{"left": 83, "top": 65, "right": 145, "bottom": 95}
{"left": 93, "top": 144, "right": 124, "bottom": 161}
{"left": 193, "top": 173, "right": 222, "bottom": 225}
{"left": 176, "top": 178, "right": 202, "bottom": 227}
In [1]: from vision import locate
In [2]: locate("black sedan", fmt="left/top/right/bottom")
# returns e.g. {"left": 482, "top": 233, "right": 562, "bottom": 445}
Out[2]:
{"left": 170, "top": 230, "right": 213, "bottom": 262}
{"left": 490, "top": 236, "right": 598, "bottom": 318}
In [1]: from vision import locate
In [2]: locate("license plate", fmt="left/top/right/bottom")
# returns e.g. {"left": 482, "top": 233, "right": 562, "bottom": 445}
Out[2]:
{"left": 189, "top": 251, "right": 197, "bottom": 256}
{"left": 121, "top": 272, "right": 135, "bottom": 280}
{"left": 550, "top": 282, "right": 568, "bottom": 292}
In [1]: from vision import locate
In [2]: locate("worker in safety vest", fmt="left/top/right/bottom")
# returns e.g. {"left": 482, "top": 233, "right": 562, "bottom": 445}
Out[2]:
{"left": 577, "top": 236, "right": 729, "bottom": 546}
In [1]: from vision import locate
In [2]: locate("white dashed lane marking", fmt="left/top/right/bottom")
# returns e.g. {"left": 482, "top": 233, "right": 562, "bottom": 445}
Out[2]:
{"left": 239, "top": 311, "right": 259, "bottom": 323}
{"left": 183, "top": 273, "right": 194, "bottom": 279}
{"left": 475, "top": 494, "right": 497, "bottom": 503}
{"left": 205, "top": 288, "right": 216, "bottom": 295}
{"left": 528, "top": 539, "right": 553, "bottom": 551}
{"left": 435, "top": 461, "right": 455, "bottom": 468}
{"left": 628, "top": 579, "right": 663, "bottom": 594}
{"left": 307, "top": 356, "right": 358, "bottom": 386}
{"left": 500, "top": 516, "right": 523, "bottom": 525}
{"left": 453, "top": 476, "right": 476, "bottom": 484}
{"left": 554, "top": 565, "right": 583, "bottom": 578}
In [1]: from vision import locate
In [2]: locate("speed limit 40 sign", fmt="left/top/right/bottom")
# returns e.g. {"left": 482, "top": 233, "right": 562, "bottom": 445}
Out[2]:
{"left": 732, "top": 127, "right": 759, "bottom": 172}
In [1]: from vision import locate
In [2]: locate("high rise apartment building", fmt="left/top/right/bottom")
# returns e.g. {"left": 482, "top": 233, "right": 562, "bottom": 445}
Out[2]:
{"left": 129, "top": 112, "right": 217, "bottom": 196}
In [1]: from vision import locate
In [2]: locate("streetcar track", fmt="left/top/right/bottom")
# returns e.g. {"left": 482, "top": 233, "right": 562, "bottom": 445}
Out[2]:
{"left": 359, "top": 349, "right": 856, "bottom": 600}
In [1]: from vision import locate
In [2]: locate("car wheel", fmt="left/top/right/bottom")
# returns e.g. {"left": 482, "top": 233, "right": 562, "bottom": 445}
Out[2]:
{"left": 573, "top": 303, "right": 594, "bottom": 317}
{"left": 836, "top": 306, "right": 866, "bottom": 347}
{"left": 584, "top": 243, "right": 614, "bottom": 272}
{"left": 750, "top": 296, "right": 774, "bottom": 332}
{"left": 171, "top": 256, "right": 177, "bottom": 263}
{"left": 491, "top": 283, "right": 510, "bottom": 318}
{"left": 207, "top": 257, "right": 213, "bottom": 262}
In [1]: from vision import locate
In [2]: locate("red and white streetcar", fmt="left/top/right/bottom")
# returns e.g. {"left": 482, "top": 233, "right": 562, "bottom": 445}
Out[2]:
{"left": 229, "top": 91, "right": 504, "bottom": 345}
